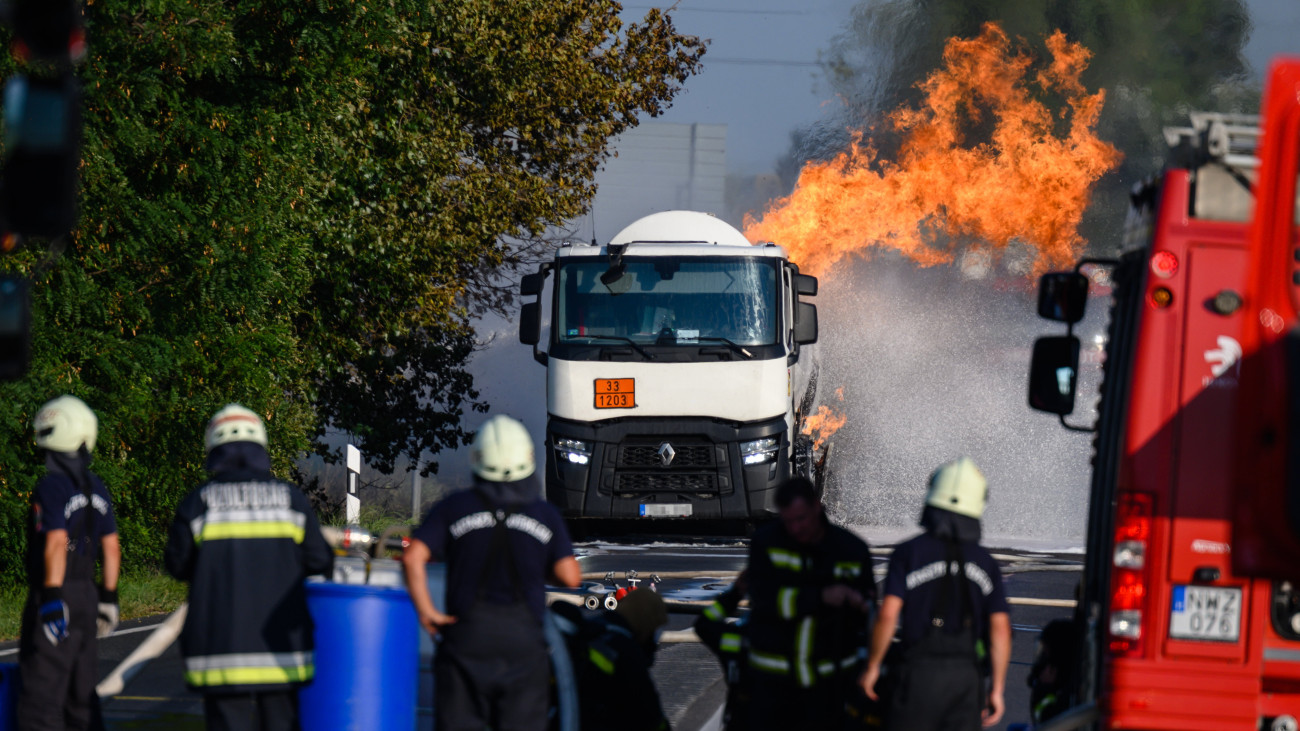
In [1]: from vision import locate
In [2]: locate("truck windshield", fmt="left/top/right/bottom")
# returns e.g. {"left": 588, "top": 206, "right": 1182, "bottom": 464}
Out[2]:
{"left": 556, "top": 257, "right": 779, "bottom": 347}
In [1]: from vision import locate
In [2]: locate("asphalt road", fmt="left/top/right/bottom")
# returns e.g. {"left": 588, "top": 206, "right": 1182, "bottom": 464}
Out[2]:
{"left": 0, "top": 535, "right": 1079, "bottom": 731}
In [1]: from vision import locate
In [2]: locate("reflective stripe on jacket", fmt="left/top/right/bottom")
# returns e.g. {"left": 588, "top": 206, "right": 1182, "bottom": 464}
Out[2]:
{"left": 184, "top": 650, "right": 314, "bottom": 687}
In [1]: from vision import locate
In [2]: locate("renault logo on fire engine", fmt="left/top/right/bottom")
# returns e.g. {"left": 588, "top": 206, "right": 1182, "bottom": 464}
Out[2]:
{"left": 657, "top": 442, "right": 676, "bottom": 467}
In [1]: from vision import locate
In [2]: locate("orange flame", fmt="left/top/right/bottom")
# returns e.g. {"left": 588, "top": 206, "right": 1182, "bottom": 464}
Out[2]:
{"left": 744, "top": 23, "right": 1121, "bottom": 277}
{"left": 802, "top": 404, "right": 847, "bottom": 451}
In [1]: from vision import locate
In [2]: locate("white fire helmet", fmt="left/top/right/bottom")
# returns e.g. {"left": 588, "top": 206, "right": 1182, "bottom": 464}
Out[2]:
{"left": 471, "top": 415, "right": 535, "bottom": 482}
{"left": 926, "top": 456, "right": 988, "bottom": 520}
{"left": 33, "top": 395, "right": 98, "bottom": 454}
{"left": 205, "top": 404, "right": 268, "bottom": 453}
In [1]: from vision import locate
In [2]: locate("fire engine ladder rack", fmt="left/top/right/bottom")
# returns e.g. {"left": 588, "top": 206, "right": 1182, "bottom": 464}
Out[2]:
{"left": 1163, "top": 112, "right": 1262, "bottom": 169}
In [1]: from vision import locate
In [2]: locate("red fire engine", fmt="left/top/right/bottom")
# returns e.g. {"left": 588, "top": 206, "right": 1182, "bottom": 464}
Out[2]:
{"left": 1029, "top": 59, "right": 1300, "bottom": 731}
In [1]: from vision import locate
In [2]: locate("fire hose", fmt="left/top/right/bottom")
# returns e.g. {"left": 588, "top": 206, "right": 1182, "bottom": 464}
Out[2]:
{"left": 95, "top": 603, "right": 188, "bottom": 698}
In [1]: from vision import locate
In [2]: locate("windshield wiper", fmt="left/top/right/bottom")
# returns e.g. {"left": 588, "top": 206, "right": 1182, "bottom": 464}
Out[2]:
{"left": 583, "top": 335, "right": 656, "bottom": 360}
{"left": 687, "top": 336, "right": 753, "bottom": 359}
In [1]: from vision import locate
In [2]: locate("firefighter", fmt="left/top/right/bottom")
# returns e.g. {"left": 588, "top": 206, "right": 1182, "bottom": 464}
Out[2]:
{"left": 18, "top": 395, "right": 120, "bottom": 731}
{"left": 578, "top": 588, "right": 671, "bottom": 731}
{"left": 745, "top": 477, "right": 876, "bottom": 731}
{"left": 693, "top": 570, "right": 750, "bottom": 730}
{"left": 402, "top": 414, "right": 582, "bottom": 731}
{"left": 859, "top": 457, "right": 1011, "bottom": 731}
{"left": 164, "top": 404, "right": 334, "bottom": 731}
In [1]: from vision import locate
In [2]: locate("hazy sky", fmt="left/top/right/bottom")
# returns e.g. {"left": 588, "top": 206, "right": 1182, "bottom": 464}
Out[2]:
{"left": 639, "top": 0, "right": 1300, "bottom": 175}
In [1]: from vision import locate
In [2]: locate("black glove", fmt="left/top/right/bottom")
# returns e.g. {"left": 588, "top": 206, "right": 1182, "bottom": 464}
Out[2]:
{"left": 97, "top": 586, "right": 119, "bottom": 638}
{"left": 38, "top": 586, "right": 69, "bottom": 646}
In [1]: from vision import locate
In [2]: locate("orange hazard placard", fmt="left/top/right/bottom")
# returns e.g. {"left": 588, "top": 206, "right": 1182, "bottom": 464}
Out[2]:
{"left": 594, "top": 378, "right": 636, "bottom": 409}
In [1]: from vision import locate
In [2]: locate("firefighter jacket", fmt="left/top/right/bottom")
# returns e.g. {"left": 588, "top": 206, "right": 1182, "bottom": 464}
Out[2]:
{"left": 694, "top": 586, "right": 750, "bottom": 730}
{"left": 164, "top": 442, "right": 334, "bottom": 694}
{"left": 745, "top": 517, "right": 876, "bottom": 689}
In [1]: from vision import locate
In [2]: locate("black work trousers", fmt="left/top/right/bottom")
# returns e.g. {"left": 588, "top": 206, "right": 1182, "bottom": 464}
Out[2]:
{"left": 434, "top": 601, "right": 549, "bottom": 731}
{"left": 16, "top": 580, "right": 103, "bottom": 731}
{"left": 746, "top": 670, "right": 846, "bottom": 731}
{"left": 202, "top": 689, "right": 301, "bottom": 731}
{"left": 884, "top": 653, "right": 983, "bottom": 731}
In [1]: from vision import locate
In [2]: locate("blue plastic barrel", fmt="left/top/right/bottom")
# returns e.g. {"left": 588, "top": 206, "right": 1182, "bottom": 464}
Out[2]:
{"left": 0, "top": 663, "right": 19, "bottom": 731}
{"left": 300, "top": 582, "right": 419, "bottom": 731}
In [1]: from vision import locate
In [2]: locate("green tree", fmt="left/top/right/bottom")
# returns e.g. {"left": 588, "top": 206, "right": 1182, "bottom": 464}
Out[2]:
{"left": 0, "top": 0, "right": 704, "bottom": 586}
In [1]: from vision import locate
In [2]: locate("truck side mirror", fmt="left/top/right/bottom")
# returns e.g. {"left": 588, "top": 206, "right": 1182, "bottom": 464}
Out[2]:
{"left": 794, "top": 302, "right": 818, "bottom": 344}
{"left": 1028, "top": 335, "right": 1080, "bottom": 415}
{"left": 519, "top": 301, "right": 542, "bottom": 346}
{"left": 520, "top": 272, "right": 545, "bottom": 297}
{"left": 794, "top": 273, "right": 818, "bottom": 296}
{"left": 1037, "top": 272, "right": 1089, "bottom": 324}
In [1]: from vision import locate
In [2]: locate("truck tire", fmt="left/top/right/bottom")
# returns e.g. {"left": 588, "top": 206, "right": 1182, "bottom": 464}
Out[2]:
{"left": 793, "top": 437, "right": 815, "bottom": 483}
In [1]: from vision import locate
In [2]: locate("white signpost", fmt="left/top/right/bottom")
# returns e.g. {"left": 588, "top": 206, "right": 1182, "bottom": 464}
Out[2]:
{"left": 346, "top": 444, "right": 361, "bottom": 525}
{"left": 411, "top": 465, "right": 422, "bottom": 522}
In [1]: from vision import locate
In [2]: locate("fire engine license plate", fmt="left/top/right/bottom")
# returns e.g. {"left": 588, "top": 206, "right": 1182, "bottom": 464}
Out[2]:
{"left": 640, "top": 504, "right": 692, "bottom": 517}
{"left": 1169, "top": 585, "right": 1241, "bottom": 641}
{"left": 594, "top": 378, "right": 635, "bottom": 409}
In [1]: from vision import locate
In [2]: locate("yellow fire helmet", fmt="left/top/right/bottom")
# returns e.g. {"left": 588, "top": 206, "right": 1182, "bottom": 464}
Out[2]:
{"left": 205, "top": 403, "right": 268, "bottom": 452}
{"left": 925, "top": 456, "right": 988, "bottom": 520}
{"left": 34, "top": 395, "right": 98, "bottom": 454}
{"left": 471, "top": 414, "right": 536, "bottom": 482}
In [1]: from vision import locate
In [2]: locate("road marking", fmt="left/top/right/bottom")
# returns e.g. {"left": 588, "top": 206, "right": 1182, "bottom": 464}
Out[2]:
{"left": 0, "top": 621, "right": 169, "bottom": 657}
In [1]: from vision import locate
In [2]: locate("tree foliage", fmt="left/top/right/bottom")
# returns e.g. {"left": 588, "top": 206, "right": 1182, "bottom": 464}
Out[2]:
{"left": 0, "top": 0, "right": 704, "bottom": 586}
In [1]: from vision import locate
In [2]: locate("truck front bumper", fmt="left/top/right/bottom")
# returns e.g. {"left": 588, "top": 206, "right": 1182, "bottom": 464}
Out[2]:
{"left": 544, "top": 415, "right": 791, "bottom": 520}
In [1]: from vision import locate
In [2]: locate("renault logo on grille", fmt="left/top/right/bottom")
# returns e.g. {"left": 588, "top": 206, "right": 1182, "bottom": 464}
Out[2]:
{"left": 657, "top": 442, "right": 676, "bottom": 467}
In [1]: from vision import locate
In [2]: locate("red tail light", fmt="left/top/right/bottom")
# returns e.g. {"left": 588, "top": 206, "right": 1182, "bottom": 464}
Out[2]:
{"left": 1109, "top": 492, "right": 1154, "bottom": 655}
{"left": 1150, "top": 250, "right": 1179, "bottom": 279}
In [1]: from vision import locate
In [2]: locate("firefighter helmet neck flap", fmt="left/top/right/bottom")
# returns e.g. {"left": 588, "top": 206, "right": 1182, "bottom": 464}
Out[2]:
{"left": 34, "top": 395, "right": 98, "bottom": 454}
{"left": 925, "top": 456, "right": 988, "bottom": 520}
{"left": 471, "top": 415, "right": 536, "bottom": 482}
{"left": 205, "top": 404, "right": 268, "bottom": 453}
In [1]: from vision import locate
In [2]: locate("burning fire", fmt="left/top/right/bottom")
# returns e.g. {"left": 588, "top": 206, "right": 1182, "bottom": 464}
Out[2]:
{"left": 744, "top": 22, "right": 1121, "bottom": 277}
{"left": 803, "top": 403, "right": 847, "bottom": 451}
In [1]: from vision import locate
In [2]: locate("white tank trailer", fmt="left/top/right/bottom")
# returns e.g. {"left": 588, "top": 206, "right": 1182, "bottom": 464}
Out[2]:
{"left": 518, "top": 211, "right": 823, "bottom": 522}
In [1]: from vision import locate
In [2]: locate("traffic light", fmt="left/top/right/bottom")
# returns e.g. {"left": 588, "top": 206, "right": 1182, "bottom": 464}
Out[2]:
{"left": 0, "top": 1, "right": 86, "bottom": 381}
{"left": 0, "top": 274, "right": 29, "bottom": 381}
{"left": 1, "top": 73, "right": 80, "bottom": 237}
{"left": 1, "top": 0, "right": 85, "bottom": 63}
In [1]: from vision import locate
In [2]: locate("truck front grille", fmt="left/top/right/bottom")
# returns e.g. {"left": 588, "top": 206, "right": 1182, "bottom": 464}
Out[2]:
{"left": 615, "top": 473, "right": 716, "bottom": 493}
{"left": 619, "top": 444, "right": 714, "bottom": 468}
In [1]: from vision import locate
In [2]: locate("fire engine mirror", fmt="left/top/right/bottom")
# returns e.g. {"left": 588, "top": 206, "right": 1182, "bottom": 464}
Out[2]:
{"left": 519, "top": 301, "right": 541, "bottom": 345}
{"left": 1037, "top": 272, "right": 1089, "bottom": 324}
{"left": 1028, "top": 335, "right": 1080, "bottom": 415}
{"left": 520, "top": 272, "right": 545, "bottom": 297}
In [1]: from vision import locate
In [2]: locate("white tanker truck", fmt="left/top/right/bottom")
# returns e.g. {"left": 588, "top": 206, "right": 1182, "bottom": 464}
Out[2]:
{"left": 518, "top": 210, "right": 823, "bottom": 522}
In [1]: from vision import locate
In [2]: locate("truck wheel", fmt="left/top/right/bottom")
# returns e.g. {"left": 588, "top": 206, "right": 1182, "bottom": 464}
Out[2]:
{"left": 584, "top": 595, "right": 601, "bottom": 611}
{"left": 814, "top": 441, "right": 833, "bottom": 498}
{"left": 603, "top": 595, "right": 618, "bottom": 611}
{"left": 793, "top": 438, "right": 815, "bottom": 482}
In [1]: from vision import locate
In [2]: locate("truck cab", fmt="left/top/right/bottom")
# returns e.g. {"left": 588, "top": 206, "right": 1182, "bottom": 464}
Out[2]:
{"left": 519, "top": 210, "right": 820, "bottom": 521}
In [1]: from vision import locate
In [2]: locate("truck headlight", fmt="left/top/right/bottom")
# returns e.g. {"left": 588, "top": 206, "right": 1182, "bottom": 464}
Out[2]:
{"left": 740, "top": 437, "right": 779, "bottom": 466}
{"left": 554, "top": 438, "right": 591, "bottom": 466}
